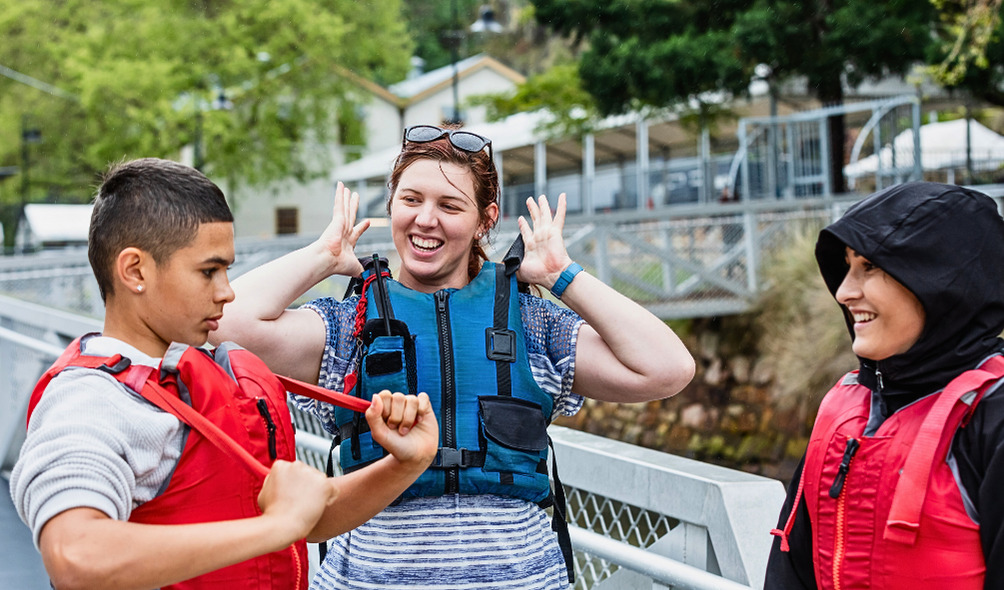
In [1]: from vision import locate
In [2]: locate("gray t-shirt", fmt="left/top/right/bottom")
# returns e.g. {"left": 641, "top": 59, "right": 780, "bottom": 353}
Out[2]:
{"left": 10, "top": 336, "right": 185, "bottom": 547}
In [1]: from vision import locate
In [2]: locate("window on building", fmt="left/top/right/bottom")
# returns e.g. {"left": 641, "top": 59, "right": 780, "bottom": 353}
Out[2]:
{"left": 276, "top": 207, "right": 299, "bottom": 235}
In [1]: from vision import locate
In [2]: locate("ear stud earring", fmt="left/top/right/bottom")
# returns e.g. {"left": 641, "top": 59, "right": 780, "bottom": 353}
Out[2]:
{"left": 137, "top": 285, "right": 145, "bottom": 293}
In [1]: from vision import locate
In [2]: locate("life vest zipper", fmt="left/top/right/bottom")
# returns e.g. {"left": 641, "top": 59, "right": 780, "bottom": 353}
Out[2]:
{"left": 256, "top": 398, "right": 278, "bottom": 461}
{"left": 435, "top": 290, "right": 458, "bottom": 494}
{"left": 830, "top": 437, "right": 859, "bottom": 590}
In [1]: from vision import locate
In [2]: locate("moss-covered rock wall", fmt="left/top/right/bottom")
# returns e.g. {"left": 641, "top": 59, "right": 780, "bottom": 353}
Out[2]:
{"left": 553, "top": 315, "right": 836, "bottom": 485}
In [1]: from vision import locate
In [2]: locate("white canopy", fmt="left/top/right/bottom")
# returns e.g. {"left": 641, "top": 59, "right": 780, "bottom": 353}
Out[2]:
{"left": 844, "top": 119, "right": 1004, "bottom": 178}
{"left": 16, "top": 203, "right": 92, "bottom": 249}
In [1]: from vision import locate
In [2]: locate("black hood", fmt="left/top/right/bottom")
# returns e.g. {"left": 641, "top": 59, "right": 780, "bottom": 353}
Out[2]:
{"left": 815, "top": 182, "right": 1004, "bottom": 395}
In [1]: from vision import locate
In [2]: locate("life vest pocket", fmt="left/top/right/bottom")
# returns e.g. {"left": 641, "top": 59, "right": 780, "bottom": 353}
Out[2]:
{"left": 360, "top": 335, "right": 413, "bottom": 396}
{"left": 478, "top": 396, "right": 548, "bottom": 475}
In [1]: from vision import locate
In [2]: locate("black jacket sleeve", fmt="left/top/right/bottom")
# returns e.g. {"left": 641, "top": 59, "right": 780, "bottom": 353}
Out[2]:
{"left": 764, "top": 456, "right": 818, "bottom": 590}
{"left": 951, "top": 378, "right": 1004, "bottom": 590}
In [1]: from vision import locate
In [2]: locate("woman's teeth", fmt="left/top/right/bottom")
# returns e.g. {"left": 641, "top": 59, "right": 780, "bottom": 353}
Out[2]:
{"left": 411, "top": 236, "right": 442, "bottom": 251}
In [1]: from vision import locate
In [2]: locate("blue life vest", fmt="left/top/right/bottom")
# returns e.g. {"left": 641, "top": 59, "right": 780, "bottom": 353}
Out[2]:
{"left": 333, "top": 258, "right": 553, "bottom": 503}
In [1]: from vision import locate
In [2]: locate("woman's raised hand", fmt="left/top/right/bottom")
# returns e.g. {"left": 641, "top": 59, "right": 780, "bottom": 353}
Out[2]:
{"left": 516, "top": 193, "right": 574, "bottom": 289}
{"left": 318, "top": 182, "right": 371, "bottom": 277}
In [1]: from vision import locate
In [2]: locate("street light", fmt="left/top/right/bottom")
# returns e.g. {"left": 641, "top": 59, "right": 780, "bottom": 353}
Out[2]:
{"left": 470, "top": 5, "right": 504, "bottom": 34}
{"left": 192, "top": 85, "right": 233, "bottom": 171}
{"left": 445, "top": 1, "right": 503, "bottom": 125}
{"left": 21, "top": 115, "right": 42, "bottom": 209}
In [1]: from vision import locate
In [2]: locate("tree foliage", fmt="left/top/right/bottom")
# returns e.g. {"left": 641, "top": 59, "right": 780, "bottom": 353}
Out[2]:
{"left": 468, "top": 62, "right": 601, "bottom": 138}
{"left": 529, "top": 0, "right": 936, "bottom": 192}
{"left": 402, "top": 0, "right": 487, "bottom": 72}
{"left": 0, "top": 0, "right": 412, "bottom": 208}
{"left": 929, "top": 0, "right": 1004, "bottom": 106}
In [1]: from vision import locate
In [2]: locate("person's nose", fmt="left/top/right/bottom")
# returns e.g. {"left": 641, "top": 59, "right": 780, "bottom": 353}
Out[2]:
{"left": 217, "top": 273, "right": 236, "bottom": 305}
{"left": 415, "top": 202, "right": 438, "bottom": 228}
{"left": 835, "top": 270, "right": 861, "bottom": 306}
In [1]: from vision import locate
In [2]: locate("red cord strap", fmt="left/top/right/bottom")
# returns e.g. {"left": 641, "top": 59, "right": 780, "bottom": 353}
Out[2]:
{"left": 277, "top": 374, "right": 371, "bottom": 413}
{"left": 135, "top": 376, "right": 271, "bottom": 479}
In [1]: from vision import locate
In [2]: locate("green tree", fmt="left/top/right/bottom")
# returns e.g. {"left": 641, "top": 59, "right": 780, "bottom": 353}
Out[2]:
{"left": 403, "top": 0, "right": 486, "bottom": 72}
{"left": 469, "top": 62, "right": 600, "bottom": 138}
{"left": 0, "top": 0, "right": 412, "bottom": 220}
{"left": 929, "top": 0, "right": 1004, "bottom": 105}
{"left": 530, "top": 0, "right": 936, "bottom": 194}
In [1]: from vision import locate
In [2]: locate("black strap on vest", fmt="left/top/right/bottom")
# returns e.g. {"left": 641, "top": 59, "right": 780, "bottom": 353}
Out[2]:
{"left": 501, "top": 234, "right": 524, "bottom": 277}
{"left": 547, "top": 436, "right": 575, "bottom": 583}
{"left": 319, "top": 432, "right": 341, "bottom": 565}
{"left": 500, "top": 236, "right": 575, "bottom": 582}
{"left": 488, "top": 262, "right": 515, "bottom": 398}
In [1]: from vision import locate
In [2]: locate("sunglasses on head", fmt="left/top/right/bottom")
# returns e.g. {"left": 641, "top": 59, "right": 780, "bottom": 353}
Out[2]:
{"left": 402, "top": 125, "right": 493, "bottom": 161}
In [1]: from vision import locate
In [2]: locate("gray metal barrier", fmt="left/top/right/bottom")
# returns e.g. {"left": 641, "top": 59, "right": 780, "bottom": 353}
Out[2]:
{"left": 1, "top": 295, "right": 783, "bottom": 589}
{"left": 0, "top": 197, "right": 857, "bottom": 322}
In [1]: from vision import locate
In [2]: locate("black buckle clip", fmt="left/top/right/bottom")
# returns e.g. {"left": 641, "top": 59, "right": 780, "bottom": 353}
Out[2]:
{"left": 97, "top": 355, "right": 132, "bottom": 374}
{"left": 485, "top": 328, "right": 517, "bottom": 362}
{"left": 434, "top": 447, "right": 468, "bottom": 468}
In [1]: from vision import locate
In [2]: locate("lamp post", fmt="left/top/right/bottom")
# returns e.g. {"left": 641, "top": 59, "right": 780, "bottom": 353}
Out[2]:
{"left": 193, "top": 86, "right": 233, "bottom": 172}
{"left": 445, "top": 2, "right": 503, "bottom": 126}
{"left": 447, "top": 0, "right": 463, "bottom": 125}
{"left": 0, "top": 63, "right": 76, "bottom": 252}
{"left": 20, "top": 115, "right": 42, "bottom": 210}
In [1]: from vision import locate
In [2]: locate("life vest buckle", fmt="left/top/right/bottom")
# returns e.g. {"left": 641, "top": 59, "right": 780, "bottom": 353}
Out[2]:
{"left": 485, "top": 328, "right": 517, "bottom": 362}
{"left": 434, "top": 447, "right": 471, "bottom": 468}
{"left": 97, "top": 354, "right": 132, "bottom": 374}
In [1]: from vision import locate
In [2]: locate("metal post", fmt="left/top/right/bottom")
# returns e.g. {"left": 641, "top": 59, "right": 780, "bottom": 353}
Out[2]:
{"left": 534, "top": 141, "right": 547, "bottom": 201}
{"left": 911, "top": 100, "right": 922, "bottom": 181}
{"left": 583, "top": 133, "right": 595, "bottom": 214}
{"left": 768, "top": 84, "right": 780, "bottom": 199}
{"left": 194, "top": 108, "right": 204, "bottom": 171}
{"left": 449, "top": 0, "right": 462, "bottom": 125}
{"left": 818, "top": 117, "right": 832, "bottom": 196}
{"left": 20, "top": 115, "right": 33, "bottom": 209}
{"left": 966, "top": 97, "right": 974, "bottom": 183}
{"left": 700, "top": 123, "right": 712, "bottom": 204}
{"left": 738, "top": 121, "right": 751, "bottom": 201}
{"left": 636, "top": 119, "right": 649, "bottom": 209}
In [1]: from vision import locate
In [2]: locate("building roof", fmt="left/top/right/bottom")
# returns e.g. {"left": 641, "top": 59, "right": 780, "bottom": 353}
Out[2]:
{"left": 332, "top": 110, "right": 551, "bottom": 182}
{"left": 388, "top": 54, "right": 524, "bottom": 101}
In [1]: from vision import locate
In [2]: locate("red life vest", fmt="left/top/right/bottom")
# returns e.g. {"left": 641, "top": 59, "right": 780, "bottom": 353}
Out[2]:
{"left": 26, "top": 336, "right": 308, "bottom": 590}
{"left": 773, "top": 355, "right": 1004, "bottom": 590}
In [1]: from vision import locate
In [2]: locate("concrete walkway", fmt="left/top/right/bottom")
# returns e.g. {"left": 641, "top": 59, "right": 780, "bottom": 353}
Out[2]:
{"left": 0, "top": 476, "right": 49, "bottom": 589}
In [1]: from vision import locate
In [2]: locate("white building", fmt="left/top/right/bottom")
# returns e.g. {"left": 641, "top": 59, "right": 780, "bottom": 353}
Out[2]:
{"left": 226, "top": 55, "right": 525, "bottom": 238}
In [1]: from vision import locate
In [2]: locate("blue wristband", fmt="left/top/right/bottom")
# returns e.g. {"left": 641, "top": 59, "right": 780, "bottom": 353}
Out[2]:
{"left": 550, "top": 262, "right": 583, "bottom": 299}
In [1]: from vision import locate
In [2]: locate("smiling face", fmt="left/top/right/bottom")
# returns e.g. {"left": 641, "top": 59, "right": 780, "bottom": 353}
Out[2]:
{"left": 835, "top": 247, "right": 925, "bottom": 362}
{"left": 131, "top": 221, "right": 236, "bottom": 356}
{"left": 390, "top": 158, "right": 497, "bottom": 292}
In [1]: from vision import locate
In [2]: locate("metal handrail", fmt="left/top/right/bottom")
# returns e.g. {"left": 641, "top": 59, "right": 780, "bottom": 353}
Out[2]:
{"left": 1, "top": 300, "right": 781, "bottom": 589}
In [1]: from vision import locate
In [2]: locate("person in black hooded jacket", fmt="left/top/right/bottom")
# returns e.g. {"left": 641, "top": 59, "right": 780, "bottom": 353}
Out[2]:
{"left": 764, "top": 181, "right": 1004, "bottom": 589}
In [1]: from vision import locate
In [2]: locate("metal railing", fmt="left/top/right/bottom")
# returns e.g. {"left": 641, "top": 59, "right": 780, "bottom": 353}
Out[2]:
{"left": 4, "top": 189, "right": 1001, "bottom": 325}
{"left": 0, "top": 196, "right": 867, "bottom": 322}
{"left": 1, "top": 294, "right": 784, "bottom": 589}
